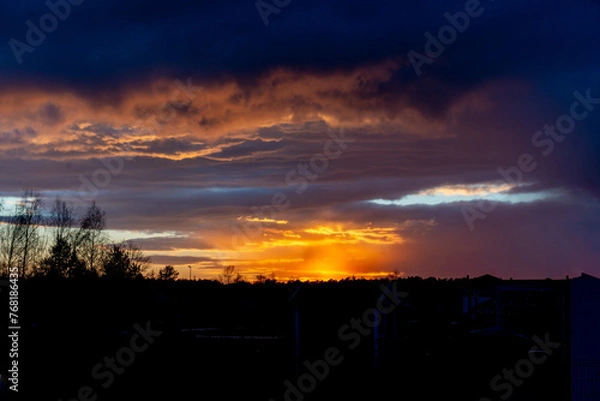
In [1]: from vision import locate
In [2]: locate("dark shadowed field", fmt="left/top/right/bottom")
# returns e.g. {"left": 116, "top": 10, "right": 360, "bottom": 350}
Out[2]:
{"left": 8, "top": 277, "right": 568, "bottom": 401}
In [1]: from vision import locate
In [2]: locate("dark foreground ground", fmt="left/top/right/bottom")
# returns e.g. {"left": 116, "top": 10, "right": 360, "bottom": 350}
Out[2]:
{"left": 2, "top": 277, "right": 568, "bottom": 400}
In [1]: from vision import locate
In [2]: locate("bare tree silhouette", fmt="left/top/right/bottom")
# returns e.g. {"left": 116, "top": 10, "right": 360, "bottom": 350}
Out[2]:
{"left": 218, "top": 265, "right": 244, "bottom": 284}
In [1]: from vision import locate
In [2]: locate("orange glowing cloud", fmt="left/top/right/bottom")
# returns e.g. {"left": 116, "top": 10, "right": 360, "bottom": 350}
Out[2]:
{"left": 0, "top": 59, "right": 509, "bottom": 162}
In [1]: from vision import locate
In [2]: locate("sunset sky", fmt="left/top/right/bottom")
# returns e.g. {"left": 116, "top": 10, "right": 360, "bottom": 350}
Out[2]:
{"left": 1, "top": 0, "right": 599, "bottom": 280}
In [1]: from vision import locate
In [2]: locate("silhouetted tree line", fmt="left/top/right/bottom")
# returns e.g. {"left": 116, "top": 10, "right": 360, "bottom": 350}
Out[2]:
{"left": 0, "top": 190, "right": 151, "bottom": 279}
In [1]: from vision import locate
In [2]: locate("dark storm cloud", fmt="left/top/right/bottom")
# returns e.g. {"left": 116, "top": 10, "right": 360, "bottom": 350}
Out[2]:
{"left": 2, "top": 0, "right": 598, "bottom": 93}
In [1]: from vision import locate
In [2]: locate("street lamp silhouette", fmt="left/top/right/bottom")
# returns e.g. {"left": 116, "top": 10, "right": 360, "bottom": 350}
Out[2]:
{"left": 188, "top": 265, "right": 192, "bottom": 280}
